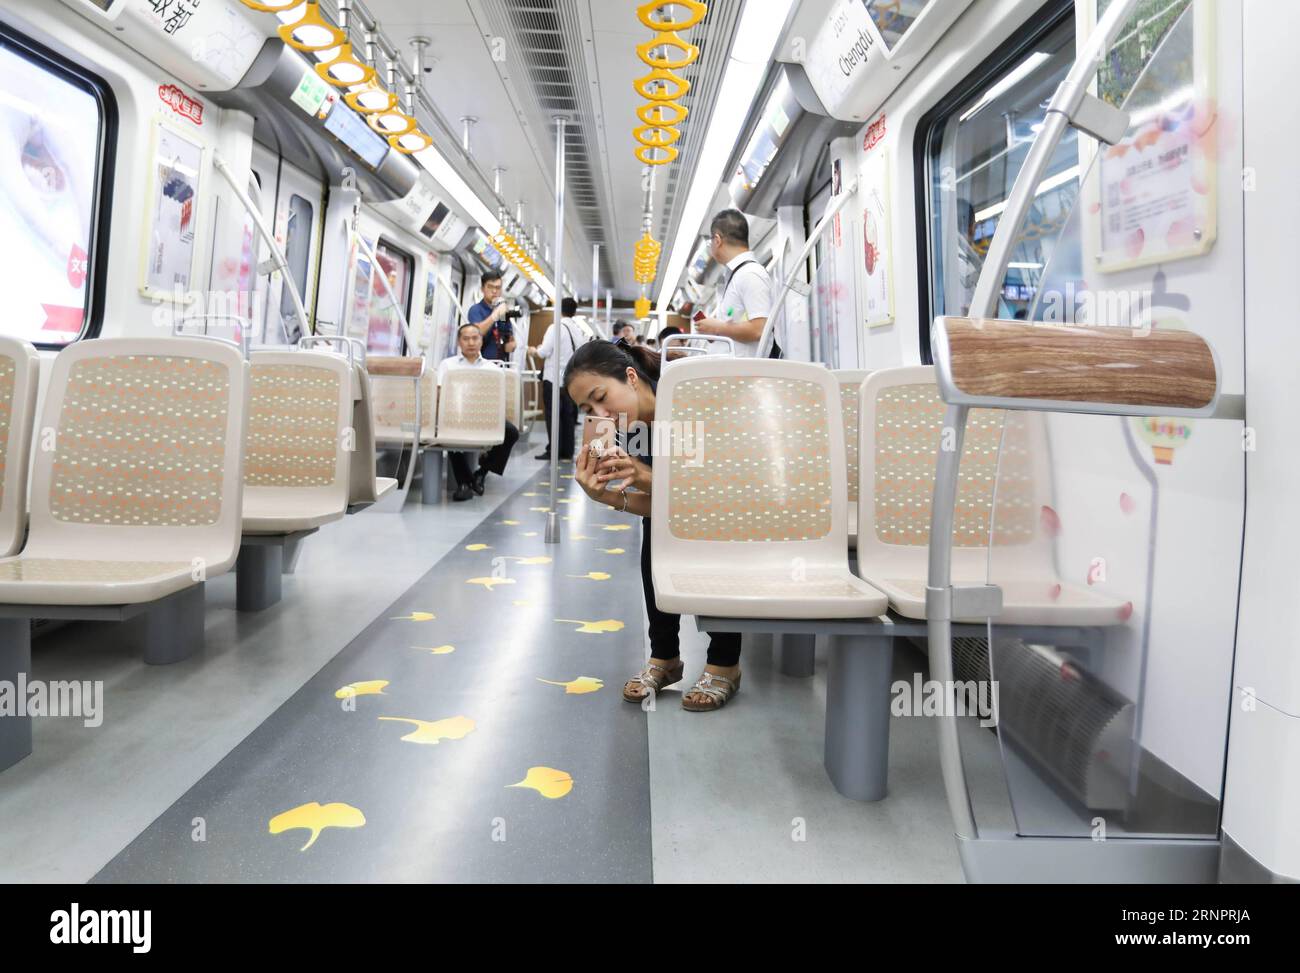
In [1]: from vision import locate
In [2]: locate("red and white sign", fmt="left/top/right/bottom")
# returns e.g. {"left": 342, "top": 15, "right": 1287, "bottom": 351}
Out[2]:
{"left": 159, "top": 83, "right": 204, "bottom": 126}
{"left": 862, "top": 112, "right": 887, "bottom": 153}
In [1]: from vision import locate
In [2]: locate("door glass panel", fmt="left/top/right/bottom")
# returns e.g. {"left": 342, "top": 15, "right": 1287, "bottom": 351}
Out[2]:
{"left": 270, "top": 193, "right": 313, "bottom": 345}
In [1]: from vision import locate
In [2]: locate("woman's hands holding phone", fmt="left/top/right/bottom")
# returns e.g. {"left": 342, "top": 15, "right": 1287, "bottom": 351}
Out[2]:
{"left": 575, "top": 446, "right": 618, "bottom": 504}
{"left": 595, "top": 448, "right": 651, "bottom": 495}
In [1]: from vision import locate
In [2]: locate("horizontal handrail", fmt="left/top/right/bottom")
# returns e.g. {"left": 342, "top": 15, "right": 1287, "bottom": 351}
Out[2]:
{"left": 662, "top": 333, "right": 735, "bottom": 363}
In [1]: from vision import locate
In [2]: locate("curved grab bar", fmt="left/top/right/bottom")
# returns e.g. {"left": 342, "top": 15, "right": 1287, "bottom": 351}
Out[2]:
{"left": 172, "top": 313, "right": 250, "bottom": 358}
{"left": 298, "top": 334, "right": 363, "bottom": 365}
{"left": 661, "top": 333, "right": 735, "bottom": 364}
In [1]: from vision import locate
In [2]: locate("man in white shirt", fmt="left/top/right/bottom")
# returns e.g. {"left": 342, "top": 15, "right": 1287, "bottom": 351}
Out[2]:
{"left": 438, "top": 323, "right": 519, "bottom": 501}
{"left": 692, "top": 208, "right": 775, "bottom": 358}
{"left": 528, "top": 296, "right": 582, "bottom": 461}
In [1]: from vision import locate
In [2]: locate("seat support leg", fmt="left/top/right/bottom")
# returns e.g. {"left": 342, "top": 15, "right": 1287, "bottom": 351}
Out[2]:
{"left": 133, "top": 584, "right": 206, "bottom": 665}
{"left": 0, "top": 617, "right": 32, "bottom": 772}
{"left": 421, "top": 449, "right": 443, "bottom": 505}
{"left": 776, "top": 633, "right": 816, "bottom": 678}
{"left": 236, "top": 544, "right": 283, "bottom": 612}
{"left": 824, "top": 634, "right": 894, "bottom": 802}
{"left": 282, "top": 535, "right": 305, "bottom": 575}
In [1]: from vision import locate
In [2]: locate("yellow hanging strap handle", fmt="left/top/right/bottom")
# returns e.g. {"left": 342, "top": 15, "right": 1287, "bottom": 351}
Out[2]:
{"left": 636, "top": 0, "right": 708, "bottom": 31}
{"left": 636, "top": 31, "right": 699, "bottom": 70}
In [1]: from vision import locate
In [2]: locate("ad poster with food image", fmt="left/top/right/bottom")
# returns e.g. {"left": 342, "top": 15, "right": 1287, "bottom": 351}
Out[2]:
{"left": 860, "top": 141, "right": 894, "bottom": 328}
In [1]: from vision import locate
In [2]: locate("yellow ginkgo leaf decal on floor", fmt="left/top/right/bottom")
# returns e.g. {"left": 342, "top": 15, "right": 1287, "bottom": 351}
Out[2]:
{"left": 335, "top": 680, "right": 389, "bottom": 699}
{"left": 500, "top": 519, "right": 521, "bottom": 526}
{"left": 269, "top": 802, "right": 365, "bottom": 851}
{"left": 392, "top": 611, "right": 436, "bottom": 621}
{"left": 561, "top": 474, "right": 574, "bottom": 479}
{"left": 467, "top": 576, "right": 516, "bottom": 591}
{"left": 414, "top": 644, "right": 455, "bottom": 655}
{"left": 557, "top": 498, "right": 575, "bottom": 504}
{"left": 500, "top": 555, "right": 552, "bottom": 565}
{"left": 537, "top": 676, "right": 604, "bottom": 695}
{"left": 600, "top": 548, "right": 625, "bottom": 554}
{"left": 512, "top": 599, "right": 533, "bottom": 606}
{"left": 569, "top": 572, "right": 611, "bottom": 581}
{"left": 571, "top": 534, "right": 594, "bottom": 541}
{"left": 523, "top": 531, "right": 539, "bottom": 537}
{"left": 465, "top": 543, "right": 491, "bottom": 551}
{"left": 523, "top": 492, "right": 540, "bottom": 497}
{"left": 601, "top": 524, "right": 632, "bottom": 532}
{"left": 539, "top": 482, "right": 551, "bottom": 486}
{"left": 555, "top": 618, "right": 626, "bottom": 634}
{"left": 378, "top": 715, "right": 476, "bottom": 745}
{"left": 508, "top": 766, "right": 573, "bottom": 799}
{"left": 529, "top": 506, "right": 551, "bottom": 513}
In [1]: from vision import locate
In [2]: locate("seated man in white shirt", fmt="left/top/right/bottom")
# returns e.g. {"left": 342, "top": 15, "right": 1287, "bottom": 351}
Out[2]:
{"left": 438, "top": 323, "right": 520, "bottom": 502}
{"left": 527, "top": 296, "right": 582, "bottom": 461}
{"left": 691, "top": 208, "right": 775, "bottom": 358}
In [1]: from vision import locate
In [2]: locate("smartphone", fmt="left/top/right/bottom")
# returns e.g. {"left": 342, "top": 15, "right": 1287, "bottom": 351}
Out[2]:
{"left": 582, "top": 414, "right": 618, "bottom": 459}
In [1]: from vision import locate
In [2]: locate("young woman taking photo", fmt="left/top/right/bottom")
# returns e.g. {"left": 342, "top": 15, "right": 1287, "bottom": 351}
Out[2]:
{"left": 563, "top": 341, "right": 742, "bottom": 711}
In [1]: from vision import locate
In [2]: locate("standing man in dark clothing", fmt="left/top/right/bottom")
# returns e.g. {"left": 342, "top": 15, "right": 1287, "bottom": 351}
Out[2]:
{"left": 466, "top": 270, "right": 518, "bottom": 362}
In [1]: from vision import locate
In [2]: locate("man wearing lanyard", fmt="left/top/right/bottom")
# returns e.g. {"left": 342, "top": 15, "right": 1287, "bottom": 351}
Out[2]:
{"left": 438, "top": 323, "right": 520, "bottom": 502}
{"left": 466, "top": 270, "right": 518, "bottom": 362}
{"left": 692, "top": 208, "right": 775, "bottom": 358}
{"left": 528, "top": 296, "right": 582, "bottom": 461}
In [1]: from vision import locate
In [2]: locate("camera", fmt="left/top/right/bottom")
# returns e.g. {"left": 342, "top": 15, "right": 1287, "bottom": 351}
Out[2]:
{"left": 503, "top": 306, "right": 523, "bottom": 322}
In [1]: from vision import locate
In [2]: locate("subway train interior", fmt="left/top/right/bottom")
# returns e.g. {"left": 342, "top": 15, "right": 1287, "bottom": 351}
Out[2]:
{"left": 0, "top": 0, "right": 1292, "bottom": 897}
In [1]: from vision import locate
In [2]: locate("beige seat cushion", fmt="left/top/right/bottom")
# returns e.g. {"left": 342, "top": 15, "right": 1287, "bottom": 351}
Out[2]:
{"left": 0, "top": 557, "right": 198, "bottom": 605}
{"left": 242, "top": 491, "right": 345, "bottom": 534}
{"left": 658, "top": 568, "right": 887, "bottom": 618}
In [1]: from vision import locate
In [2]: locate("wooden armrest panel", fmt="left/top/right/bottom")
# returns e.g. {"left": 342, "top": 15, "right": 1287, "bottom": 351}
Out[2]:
{"left": 367, "top": 356, "right": 424, "bottom": 377}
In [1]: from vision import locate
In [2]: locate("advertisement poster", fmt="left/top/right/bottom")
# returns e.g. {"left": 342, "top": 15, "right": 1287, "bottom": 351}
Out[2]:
{"left": 860, "top": 137, "right": 893, "bottom": 327}
{"left": 1086, "top": 0, "right": 1216, "bottom": 272}
{"left": 141, "top": 119, "right": 202, "bottom": 300}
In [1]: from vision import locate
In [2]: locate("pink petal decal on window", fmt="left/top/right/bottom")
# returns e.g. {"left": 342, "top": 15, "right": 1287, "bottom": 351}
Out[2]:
{"left": 1040, "top": 505, "right": 1061, "bottom": 537}
{"left": 1117, "top": 601, "right": 1134, "bottom": 622}
{"left": 1119, "top": 492, "right": 1137, "bottom": 515}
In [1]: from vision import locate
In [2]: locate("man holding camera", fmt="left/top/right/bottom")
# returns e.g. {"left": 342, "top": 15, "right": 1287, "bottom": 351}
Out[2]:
{"left": 466, "top": 269, "right": 519, "bottom": 361}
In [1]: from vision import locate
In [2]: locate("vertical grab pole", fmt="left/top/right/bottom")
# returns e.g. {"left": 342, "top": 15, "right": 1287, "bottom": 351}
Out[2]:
{"left": 924, "top": 0, "right": 1143, "bottom": 848}
{"left": 605, "top": 289, "right": 613, "bottom": 338}
{"left": 546, "top": 115, "right": 567, "bottom": 545}
{"left": 591, "top": 244, "right": 600, "bottom": 337}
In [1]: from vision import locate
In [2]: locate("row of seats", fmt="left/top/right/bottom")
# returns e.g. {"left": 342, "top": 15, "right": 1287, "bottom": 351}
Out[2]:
{"left": 0, "top": 334, "right": 403, "bottom": 772}
{"left": 650, "top": 356, "right": 1125, "bottom": 801}
{"left": 368, "top": 362, "right": 513, "bottom": 504}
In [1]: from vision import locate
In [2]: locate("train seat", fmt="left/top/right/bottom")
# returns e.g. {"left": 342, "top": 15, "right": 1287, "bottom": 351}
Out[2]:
{"left": 0, "top": 337, "right": 40, "bottom": 559}
{"left": 834, "top": 369, "right": 870, "bottom": 552}
{"left": 855, "top": 365, "right": 1125, "bottom": 626}
{"left": 650, "top": 357, "right": 897, "bottom": 803}
{"left": 345, "top": 359, "right": 398, "bottom": 509}
{"left": 0, "top": 337, "right": 246, "bottom": 695}
{"left": 236, "top": 350, "right": 353, "bottom": 611}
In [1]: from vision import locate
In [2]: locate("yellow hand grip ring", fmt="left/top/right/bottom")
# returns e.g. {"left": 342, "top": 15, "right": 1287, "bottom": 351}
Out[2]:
{"left": 345, "top": 84, "right": 400, "bottom": 114}
{"left": 634, "top": 68, "right": 691, "bottom": 102}
{"left": 277, "top": 1, "right": 345, "bottom": 52}
{"left": 367, "top": 111, "right": 417, "bottom": 138}
{"left": 637, "top": 101, "right": 688, "bottom": 126}
{"left": 240, "top": 0, "right": 302, "bottom": 12}
{"left": 636, "top": 32, "right": 699, "bottom": 70}
{"left": 636, "top": 0, "right": 708, "bottom": 31}
{"left": 389, "top": 129, "right": 433, "bottom": 155}
{"left": 634, "top": 124, "right": 680, "bottom": 148}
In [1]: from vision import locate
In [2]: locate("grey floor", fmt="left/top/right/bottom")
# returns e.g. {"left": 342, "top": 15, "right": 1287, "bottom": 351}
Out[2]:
{"left": 0, "top": 428, "right": 1008, "bottom": 883}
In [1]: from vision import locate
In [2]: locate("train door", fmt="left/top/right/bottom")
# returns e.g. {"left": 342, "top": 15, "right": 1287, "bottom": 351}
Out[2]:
{"left": 349, "top": 232, "right": 414, "bottom": 355}
{"left": 249, "top": 143, "right": 323, "bottom": 346}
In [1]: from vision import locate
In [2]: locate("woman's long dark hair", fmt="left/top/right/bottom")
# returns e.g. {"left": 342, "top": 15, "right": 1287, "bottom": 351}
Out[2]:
{"left": 563, "top": 339, "right": 661, "bottom": 391}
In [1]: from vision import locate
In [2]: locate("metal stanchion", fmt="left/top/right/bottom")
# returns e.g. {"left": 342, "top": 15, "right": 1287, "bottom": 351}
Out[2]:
{"left": 546, "top": 115, "right": 567, "bottom": 545}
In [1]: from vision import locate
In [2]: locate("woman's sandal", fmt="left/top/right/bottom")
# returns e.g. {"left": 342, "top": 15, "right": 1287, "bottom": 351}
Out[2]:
{"left": 623, "top": 658, "right": 685, "bottom": 703}
{"left": 681, "top": 670, "right": 741, "bottom": 712}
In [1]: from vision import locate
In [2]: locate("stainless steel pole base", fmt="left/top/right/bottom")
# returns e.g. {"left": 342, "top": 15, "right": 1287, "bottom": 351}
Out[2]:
{"left": 545, "top": 511, "right": 560, "bottom": 544}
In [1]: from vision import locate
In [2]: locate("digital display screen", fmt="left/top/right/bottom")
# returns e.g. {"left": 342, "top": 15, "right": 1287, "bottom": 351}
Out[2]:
{"left": 866, "top": 0, "right": 931, "bottom": 53}
{"left": 322, "top": 100, "right": 389, "bottom": 169}
{"left": 420, "top": 202, "right": 450, "bottom": 240}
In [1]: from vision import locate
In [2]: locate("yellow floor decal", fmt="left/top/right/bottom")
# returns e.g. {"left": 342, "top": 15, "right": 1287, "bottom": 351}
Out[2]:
{"left": 414, "top": 644, "right": 455, "bottom": 655}
{"left": 335, "top": 680, "right": 389, "bottom": 699}
{"left": 500, "top": 519, "right": 521, "bottom": 526}
{"left": 600, "top": 548, "right": 625, "bottom": 554}
{"left": 500, "top": 555, "right": 552, "bottom": 565}
{"left": 465, "top": 543, "right": 491, "bottom": 551}
{"left": 467, "top": 576, "right": 516, "bottom": 591}
{"left": 269, "top": 802, "right": 366, "bottom": 851}
{"left": 537, "top": 676, "right": 604, "bottom": 695}
{"left": 378, "top": 715, "right": 476, "bottom": 745}
{"left": 392, "top": 612, "right": 436, "bottom": 621}
{"left": 507, "top": 766, "right": 573, "bottom": 799}
{"left": 569, "top": 572, "right": 611, "bottom": 581}
{"left": 554, "top": 618, "right": 625, "bottom": 634}
{"left": 601, "top": 524, "right": 632, "bottom": 532}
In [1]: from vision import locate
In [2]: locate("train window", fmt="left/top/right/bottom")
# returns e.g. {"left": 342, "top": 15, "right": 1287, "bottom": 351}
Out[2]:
{"left": 362, "top": 240, "right": 413, "bottom": 354}
{"left": 915, "top": 0, "right": 1073, "bottom": 360}
{"left": 0, "top": 25, "right": 113, "bottom": 347}
{"left": 274, "top": 194, "right": 314, "bottom": 345}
